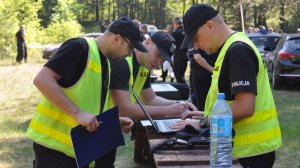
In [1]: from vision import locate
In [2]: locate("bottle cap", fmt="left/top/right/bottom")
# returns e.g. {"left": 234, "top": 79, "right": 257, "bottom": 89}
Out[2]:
{"left": 217, "top": 93, "right": 225, "bottom": 99}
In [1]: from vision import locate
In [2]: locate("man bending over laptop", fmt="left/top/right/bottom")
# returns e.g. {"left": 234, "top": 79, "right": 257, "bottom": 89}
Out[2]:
{"left": 106, "top": 31, "right": 197, "bottom": 121}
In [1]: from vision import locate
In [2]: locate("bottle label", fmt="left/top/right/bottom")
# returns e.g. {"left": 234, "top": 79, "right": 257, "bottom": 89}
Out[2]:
{"left": 210, "top": 116, "right": 232, "bottom": 137}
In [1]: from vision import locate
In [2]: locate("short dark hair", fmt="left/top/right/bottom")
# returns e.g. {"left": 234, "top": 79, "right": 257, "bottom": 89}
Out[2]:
{"left": 173, "top": 17, "right": 183, "bottom": 25}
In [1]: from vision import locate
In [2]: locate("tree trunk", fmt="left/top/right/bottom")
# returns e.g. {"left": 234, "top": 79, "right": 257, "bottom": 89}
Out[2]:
{"left": 218, "top": 0, "right": 225, "bottom": 17}
{"left": 279, "top": 1, "right": 285, "bottom": 31}
{"left": 95, "top": 0, "right": 99, "bottom": 21}
{"left": 182, "top": 0, "right": 186, "bottom": 16}
{"left": 253, "top": 5, "right": 257, "bottom": 27}
{"left": 108, "top": 0, "right": 111, "bottom": 21}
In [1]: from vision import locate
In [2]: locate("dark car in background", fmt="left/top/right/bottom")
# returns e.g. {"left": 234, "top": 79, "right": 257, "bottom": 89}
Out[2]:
{"left": 42, "top": 33, "right": 103, "bottom": 59}
{"left": 248, "top": 32, "right": 281, "bottom": 79}
{"left": 271, "top": 34, "right": 300, "bottom": 90}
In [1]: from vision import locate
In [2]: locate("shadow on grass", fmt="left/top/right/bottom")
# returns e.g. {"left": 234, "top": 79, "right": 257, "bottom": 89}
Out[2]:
{"left": 0, "top": 118, "right": 31, "bottom": 134}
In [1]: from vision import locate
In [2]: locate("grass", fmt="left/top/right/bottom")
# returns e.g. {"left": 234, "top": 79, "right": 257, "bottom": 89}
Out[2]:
{"left": 0, "top": 51, "right": 299, "bottom": 167}
{"left": 272, "top": 87, "right": 300, "bottom": 168}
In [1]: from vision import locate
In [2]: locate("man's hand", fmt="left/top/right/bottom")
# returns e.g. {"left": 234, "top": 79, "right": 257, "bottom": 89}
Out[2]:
{"left": 73, "top": 111, "right": 99, "bottom": 132}
{"left": 119, "top": 117, "right": 134, "bottom": 133}
{"left": 181, "top": 111, "right": 204, "bottom": 120}
{"left": 170, "top": 119, "right": 200, "bottom": 130}
{"left": 186, "top": 102, "right": 198, "bottom": 111}
{"left": 166, "top": 102, "right": 198, "bottom": 117}
{"left": 167, "top": 102, "right": 190, "bottom": 117}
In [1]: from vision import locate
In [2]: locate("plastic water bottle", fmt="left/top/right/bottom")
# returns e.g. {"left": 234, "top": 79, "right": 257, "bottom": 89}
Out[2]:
{"left": 210, "top": 93, "right": 232, "bottom": 168}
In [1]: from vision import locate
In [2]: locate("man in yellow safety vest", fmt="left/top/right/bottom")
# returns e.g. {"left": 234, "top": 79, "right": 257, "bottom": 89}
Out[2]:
{"left": 172, "top": 4, "right": 282, "bottom": 167}
{"left": 26, "top": 17, "right": 147, "bottom": 168}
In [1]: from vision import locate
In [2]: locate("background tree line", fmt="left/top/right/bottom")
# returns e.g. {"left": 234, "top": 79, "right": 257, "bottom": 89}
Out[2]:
{"left": 1, "top": 0, "right": 300, "bottom": 59}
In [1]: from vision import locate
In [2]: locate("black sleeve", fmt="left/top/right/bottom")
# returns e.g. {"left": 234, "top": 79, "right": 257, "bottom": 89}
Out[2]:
{"left": 109, "top": 59, "right": 131, "bottom": 91}
{"left": 227, "top": 42, "right": 258, "bottom": 96}
{"left": 45, "top": 38, "right": 88, "bottom": 87}
{"left": 142, "top": 74, "right": 151, "bottom": 89}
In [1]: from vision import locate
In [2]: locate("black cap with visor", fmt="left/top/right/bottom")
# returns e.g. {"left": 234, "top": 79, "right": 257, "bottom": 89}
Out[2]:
{"left": 108, "top": 17, "right": 148, "bottom": 53}
{"left": 180, "top": 4, "right": 218, "bottom": 49}
{"left": 151, "top": 31, "right": 176, "bottom": 64}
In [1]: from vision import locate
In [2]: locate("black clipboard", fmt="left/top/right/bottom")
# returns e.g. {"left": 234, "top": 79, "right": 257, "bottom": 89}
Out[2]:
{"left": 71, "top": 106, "right": 125, "bottom": 168}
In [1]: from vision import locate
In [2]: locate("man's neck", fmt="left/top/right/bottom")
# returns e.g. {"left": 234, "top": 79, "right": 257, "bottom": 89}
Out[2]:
{"left": 135, "top": 50, "right": 145, "bottom": 66}
{"left": 217, "top": 25, "right": 235, "bottom": 49}
{"left": 96, "top": 36, "right": 109, "bottom": 58}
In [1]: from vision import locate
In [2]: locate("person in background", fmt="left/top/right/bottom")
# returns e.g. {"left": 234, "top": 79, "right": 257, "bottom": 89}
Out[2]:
{"left": 172, "top": 16, "right": 188, "bottom": 83}
{"left": 26, "top": 17, "right": 146, "bottom": 168}
{"left": 133, "top": 19, "right": 147, "bottom": 42}
{"left": 268, "top": 27, "right": 274, "bottom": 33}
{"left": 161, "top": 60, "right": 174, "bottom": 82}
{"left": 259, "top": 25, "right": 268, "bottom": 34}
{"left": 173, "top": 4, "right": 282, "bottom": 167}
{"left": 15, "top": 25, "right": 27, "bottom": 63}
{"left": 165, "top": 24, "right": 174, "bottom": 34}
{"left": 140, "top": 24, "right": 150, "bottom": 39}
{"left": 246, "top": 26, "right": 254, "bottom": 34}
{"left": 187, "top": 44, "right": 217, "bottom": 111}
{"left": 161, "top": 24, "right": 175, "bottom": 82}
{"left": 132, "top": 19, "right": 141, "bottom": 28}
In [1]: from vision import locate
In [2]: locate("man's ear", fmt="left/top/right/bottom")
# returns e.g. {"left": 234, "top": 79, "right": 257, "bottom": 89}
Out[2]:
{"left": 113, "top": 34, "right": 122, "bottom": 43}
{"left": 206, "top": 21, "right": 216, "bottom": 33}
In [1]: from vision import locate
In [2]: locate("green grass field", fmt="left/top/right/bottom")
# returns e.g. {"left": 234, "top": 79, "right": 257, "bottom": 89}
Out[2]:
{"left": 0, "top": 53, "right": 299, "bottom": 168}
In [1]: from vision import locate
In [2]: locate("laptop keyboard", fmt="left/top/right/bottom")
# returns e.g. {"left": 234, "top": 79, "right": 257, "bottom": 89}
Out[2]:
{"left": 155, "top": 119, "right": 180, "bottom": 132}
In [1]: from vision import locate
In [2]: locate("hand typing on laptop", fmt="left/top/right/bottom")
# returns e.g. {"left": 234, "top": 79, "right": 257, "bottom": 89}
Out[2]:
{"left": 170, "top": 111, "right": 204, "bottom": 131}
{"left": 181, "top": 111, "right": 204, "bottom": 120}
{"left": 170, "top": 119, "right": 200, "bottom": 130}
{"left": 165, "top": 101, "right": 197, "bottom": 118}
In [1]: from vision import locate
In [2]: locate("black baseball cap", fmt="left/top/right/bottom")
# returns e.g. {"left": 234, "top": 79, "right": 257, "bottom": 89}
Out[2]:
{"left": 180, "top": 4, "right": 218, "bottom": 49}
{"left": 108, "top": 17, "right": 148, "bottom": 53}
{"left": 151, "top": 31, "right": 176, "bottom": 64}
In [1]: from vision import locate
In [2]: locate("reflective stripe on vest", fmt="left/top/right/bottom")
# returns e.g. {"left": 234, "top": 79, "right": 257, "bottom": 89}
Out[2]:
{"left": 204, "top": 32, "right": 282, "bottom": 158}
{"left": 26, "top": 37, "right": 110, "bottom": 157}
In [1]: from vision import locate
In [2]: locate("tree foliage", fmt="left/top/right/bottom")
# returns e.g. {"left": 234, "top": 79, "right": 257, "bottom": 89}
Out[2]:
{"left": 1, "top": 0, "right": 300, "bottom": 59}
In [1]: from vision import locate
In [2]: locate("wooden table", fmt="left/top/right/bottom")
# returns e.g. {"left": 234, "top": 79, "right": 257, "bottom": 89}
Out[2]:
{"left": 134, "top": 122, "right": 242, "bottom": 168}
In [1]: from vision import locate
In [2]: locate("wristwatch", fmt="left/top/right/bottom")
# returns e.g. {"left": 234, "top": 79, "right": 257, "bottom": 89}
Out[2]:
{"left": 199, "top": 116, "right": 208, "bottom": 128}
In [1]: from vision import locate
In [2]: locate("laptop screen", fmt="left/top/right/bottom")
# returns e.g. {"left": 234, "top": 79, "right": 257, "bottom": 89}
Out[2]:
{"left": 129, "top": 87, "right": 160, "bottom": 132}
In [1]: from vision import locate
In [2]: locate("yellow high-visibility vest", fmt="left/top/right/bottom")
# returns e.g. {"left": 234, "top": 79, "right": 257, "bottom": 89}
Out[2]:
{"left": 204, "top": 32, "right": 282, "bottom": 158}
{"left": 26, "top": 37, "right": 111, "bottom": 157}
{"left": 106, "top": 55, "right": 149, "bottom": 109}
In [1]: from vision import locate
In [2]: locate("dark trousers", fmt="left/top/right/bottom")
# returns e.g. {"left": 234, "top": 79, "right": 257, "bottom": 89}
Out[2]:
{"left": 16, "top": 42, "right": 27, "bottom": 63}
{"left": 173, "top": 50, "right": 188, "bottom": 83}
{"left": 33, "top": 142, "right": 116, "bottom": 168}
{"left": 238, "top": 151, "right": 275, "bottom": 168}
{"left": 189, "top": 59, "right": 213, "bottom": 111}
{"left": 161, "top": 68, "right": 168, "bottom": 82}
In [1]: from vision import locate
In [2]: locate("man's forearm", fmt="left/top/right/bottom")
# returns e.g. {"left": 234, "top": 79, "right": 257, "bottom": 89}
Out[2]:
{"left": 34, "top": 68, "right": 79, "bottom": 117}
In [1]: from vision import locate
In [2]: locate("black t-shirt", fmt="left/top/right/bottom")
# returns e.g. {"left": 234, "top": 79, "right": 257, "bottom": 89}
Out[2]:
{"left": 15, "top": 30, "right": 25, "bottom": 43}
{"left": 218, "top": 41, "right": 258, "bottom": 101}
{"left": 172, "top": 26, "right": 187, "bottom": 52}
{"left": 45, "top": 38, "right": 109, "bottom": 111}
{"left": 110, "top": 51, "right": 151, "bottom": 91}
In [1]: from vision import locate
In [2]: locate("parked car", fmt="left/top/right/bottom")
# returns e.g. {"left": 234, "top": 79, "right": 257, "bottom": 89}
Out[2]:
{"left": 248, "top": 32, "right": 281, "bottom": 79}
{"left": 42, "top": 32, "right": 103, "bottom": 59}
{"left": 147, "top": 25, "right": 158, "bottom": 36}
{"left": 271, "top": 34, "right": 300, "bottom": 90}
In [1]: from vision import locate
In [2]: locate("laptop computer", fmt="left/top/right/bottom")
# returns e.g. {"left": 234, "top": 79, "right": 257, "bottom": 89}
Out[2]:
{"left": 130, "top": 87, "right": 181, "bottom": 134}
